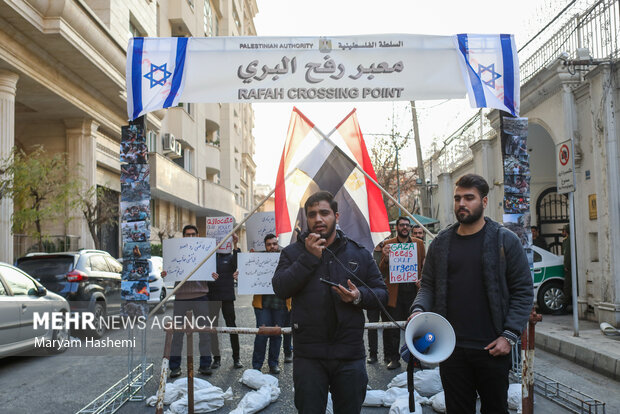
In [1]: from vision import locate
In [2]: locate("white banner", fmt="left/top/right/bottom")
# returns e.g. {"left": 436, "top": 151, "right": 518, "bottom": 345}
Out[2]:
{"left": 389, "top": 242, "right": 419, "bottom": 284}
{"left": 237, "top": 252, "right": 280, "bottom": 295}
{"left": 245, "top": 211, "right": 276, "bottom": 252}
{"left": 127, "top": 34, "right": 519, "bottom": 119}
{"left": 206, "top": 216, "right": 234, "bottom": 254}
{"left": 162, "top": 237, "right": 217, "bottom": 282}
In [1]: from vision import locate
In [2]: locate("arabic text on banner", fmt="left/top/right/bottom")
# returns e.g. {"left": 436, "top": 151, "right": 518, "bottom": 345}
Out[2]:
{"left": 237, "top": 252, "right": 280, "bottom": 295}
{"left": 245, "top": 212, "right": 276, "bottom": 252}
{"left": 162, "top": 237, "right": 217, "bottom": 282}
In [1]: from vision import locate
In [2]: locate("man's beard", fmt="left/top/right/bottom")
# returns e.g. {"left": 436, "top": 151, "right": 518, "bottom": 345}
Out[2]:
{"left": 455, "top": 203, "right": 484, "bottom": 224}
{"left": 398, "top": 228, "right": 410, "bottom": 239}
{"left": 315, "top": 220, "right": 337, "bottom": 240}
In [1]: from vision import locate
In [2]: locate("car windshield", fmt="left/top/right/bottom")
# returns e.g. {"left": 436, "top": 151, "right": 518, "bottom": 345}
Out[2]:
{"left": 17, "top": 256, "right": 74, "bottom": 277}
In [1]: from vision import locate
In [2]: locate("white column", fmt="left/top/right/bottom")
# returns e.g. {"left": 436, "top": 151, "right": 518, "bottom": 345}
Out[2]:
{"left": 0, "top": 71, "right": 19, "bottom": 263}
{"left": 64, "top": 119, "right": 99, "bottom": 250}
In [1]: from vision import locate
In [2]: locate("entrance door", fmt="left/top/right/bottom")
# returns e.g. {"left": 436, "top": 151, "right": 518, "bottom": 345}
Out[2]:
{"left": 536, "top": 187, "right": 568, "bottom": 255}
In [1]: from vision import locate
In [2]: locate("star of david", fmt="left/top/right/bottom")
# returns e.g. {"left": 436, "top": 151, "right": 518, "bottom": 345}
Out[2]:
{"left": 477, "top": 63, "right": 501, "bottom": 89}
{"left": 144, "top": 63, "right": 172, "bottom": 88}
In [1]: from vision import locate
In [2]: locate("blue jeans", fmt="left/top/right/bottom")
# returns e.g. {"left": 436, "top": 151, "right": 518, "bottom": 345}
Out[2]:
{"left": 252, "top": 307, "right": 288, "bottom": 369}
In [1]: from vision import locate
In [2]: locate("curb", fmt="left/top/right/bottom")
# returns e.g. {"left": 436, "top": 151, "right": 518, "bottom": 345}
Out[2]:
{"left": 535, "top": 330, "right": 620, "bottom": 380}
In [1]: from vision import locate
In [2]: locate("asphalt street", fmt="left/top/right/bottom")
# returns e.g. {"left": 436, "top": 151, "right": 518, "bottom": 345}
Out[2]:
{"left": 1, "top": 293, "right": 617, "bottom": 413}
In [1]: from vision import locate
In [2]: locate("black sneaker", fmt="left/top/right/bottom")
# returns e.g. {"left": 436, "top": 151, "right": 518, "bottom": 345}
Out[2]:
{"left": 198, "top": 365, "right": 213, "bottom": 375}
{"left": 284, "top": 354, "right": 293, "bottom": 363}
{"left": 269, "top": 365, "right": 281, "bottom": 374}
{"left": 211, "top": 357, "right": 221, "bottom": 369}
{"left": 169, "top": 367, "right": 181, "bottom": 378}
{"left": 387, "top": 360, "right": 401, "bottom": 370}
{"left": 233, "top": 359, "right": 243, "bottom": 369}
{"left": 367, "top": 355, "right": 378, "bottom": 364}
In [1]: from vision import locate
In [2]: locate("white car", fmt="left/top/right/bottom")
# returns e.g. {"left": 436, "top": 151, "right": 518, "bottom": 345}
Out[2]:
{"left": 0, "top": 262, "right": 71, "bottom": 357}
{"left": 531, "top": 245, "right": 566, "bottom": 314}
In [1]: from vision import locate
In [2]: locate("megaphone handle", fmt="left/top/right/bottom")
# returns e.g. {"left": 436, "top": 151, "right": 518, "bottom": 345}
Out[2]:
{"left": 407, "top": 357, "right": 415, "bottom": 412}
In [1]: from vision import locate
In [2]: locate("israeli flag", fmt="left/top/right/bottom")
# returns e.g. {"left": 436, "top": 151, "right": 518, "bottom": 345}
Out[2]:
{"left": 126, "top": 37, "right": 189, "bottom": 120}
{"left": 454, "top": 34, "right": 520, "bottom": 116}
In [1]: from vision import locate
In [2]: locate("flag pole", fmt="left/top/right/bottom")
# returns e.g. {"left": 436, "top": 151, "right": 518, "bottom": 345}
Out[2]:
{"left": 315, "top": 126, "right": 436, "bottom": 240}
{"left": 147, "top": 185, "right": 278, "bottom": 317}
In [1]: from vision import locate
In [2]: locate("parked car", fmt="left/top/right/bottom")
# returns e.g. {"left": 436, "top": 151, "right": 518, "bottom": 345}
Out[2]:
{"left": 0, "top": 262, "right": 70, "bottom": 357}
{"left": 15, "top": 250, "right": 122, "bottom": 338}
{"left": 117, "top": 256, "right": 168, "bottom": 313}
{"left": 532, "top": 245, "right": 566, "bottom": 314}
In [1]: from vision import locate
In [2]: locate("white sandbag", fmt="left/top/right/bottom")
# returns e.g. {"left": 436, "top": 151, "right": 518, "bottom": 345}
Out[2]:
{"left": 388, "top": 371, "right": 408, "bottom": 388}
{"left": 229, "top": 385, "right": 273, "bottom": 414}
{"left": 173, "top": 377, "right": 213, "bottom": 391}
{"left": 239, "top": 369, "right": 279, "bottom": 390}
{"left": 413, "top": 367, "right": 443, "bottom": 397}
{"left": 146, "top": 382, "right": 185, "bottom": 406}
{"left": 363, "top": 389, "right": 386, "bottom": 407}
{"left": 168, "top": 386, "right": 233, "bottom": 414}
{"left": 430, "top": 391, "right": 446, "bottom": 413}
{"left": 325, "top": 392, "right": 333, "bottom": 414}
{"left": 508, "top": 383, "right": 522, "bottom": 411}
{"left": 383, "top": 387, "right": 409, "bottom": 406}
{"left": 388, "top": 396, "right": 423, "bottom": 414}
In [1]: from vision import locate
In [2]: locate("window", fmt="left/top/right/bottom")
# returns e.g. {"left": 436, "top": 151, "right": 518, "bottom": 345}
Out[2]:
{"left": 232, "top": 5, "right": 241, "bottom": 31}
{"left": 184, "top": 148, "right": 193, "bottom": 173}
{"left": 1, "top": 267, "right": 37, "bottom": 295}
{"left": 90, "top": 255, "right": 110, "bottom": 272}
{"left": 147, "top": 131, "right": 158, "bottom": 153}
{"left": 533, "top": 251, "right": 542, "bottom": 263}
{"left": 0, "top": 279, "right": 5, "bottom": 295}
{"left": 203, "top": 0, "right": 215, "bottom": 36}
{"left": 105, "top": 257, "right": 122, "bottom": 274}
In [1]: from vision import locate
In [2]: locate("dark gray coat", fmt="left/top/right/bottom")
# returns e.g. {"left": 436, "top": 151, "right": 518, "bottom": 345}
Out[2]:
{"left": 412, "top": 217, "right": 533, "bottom": 341}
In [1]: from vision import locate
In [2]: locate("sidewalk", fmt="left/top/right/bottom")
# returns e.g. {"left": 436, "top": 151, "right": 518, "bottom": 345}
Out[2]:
{"left": 534, "top": 314, "right": 620, "bottom": 380}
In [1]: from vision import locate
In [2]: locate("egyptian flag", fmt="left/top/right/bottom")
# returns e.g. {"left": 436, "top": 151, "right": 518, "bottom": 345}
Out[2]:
{"left": 274, "top": 107, "right": 390, "bottom": 253}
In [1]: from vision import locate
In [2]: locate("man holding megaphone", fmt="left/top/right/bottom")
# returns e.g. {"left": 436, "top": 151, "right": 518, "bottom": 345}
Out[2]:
{"left": 410, "top": 174, "right": 533, "bottom": 414}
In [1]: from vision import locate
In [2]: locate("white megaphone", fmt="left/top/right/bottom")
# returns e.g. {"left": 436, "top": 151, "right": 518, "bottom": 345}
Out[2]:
{"left": 405, "top": 312, "right": 456, "bottom": 364}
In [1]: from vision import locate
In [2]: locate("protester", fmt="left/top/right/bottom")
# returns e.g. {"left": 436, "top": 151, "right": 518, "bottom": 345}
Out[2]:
{"left": 166, "top": 224, "right": 215, "bottom": 378}
{"left": 411, "top": 174, "right": 533, "bottom": 413}
{"left": 273, "top": 191, "right": 388, "bottom": 413}
{"left": 531, "top": 225, "right": 548, "bottom": 250}
{"left": 207, "top": 233, "right": 243, "bottom": 369}
{"left": 412, "top": 224, "right": 425, "bottom": 242}
{"left": 365, "top": 240, "right": 385, "bottom": 364}
{"left": 251, "top": 234, "right": 290, "bottom": 374}
{"left": 379, "top": 217, "right": 425, "bottom": 370}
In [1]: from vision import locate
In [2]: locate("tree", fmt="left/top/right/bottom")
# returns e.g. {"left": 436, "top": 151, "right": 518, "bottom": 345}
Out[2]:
{"left": 0, "top": 146, "right": 80, "bottom": 252}
{"left": 368, "top": 133, "right": 420, "bottom": 221}
{"left": 77, "top": 185, "right": 118, "bottom": 250}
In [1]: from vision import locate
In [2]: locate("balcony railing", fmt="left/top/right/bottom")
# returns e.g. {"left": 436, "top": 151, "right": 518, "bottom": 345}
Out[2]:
{"left": 519, "top": 0, "right": 620, "bottom": 84}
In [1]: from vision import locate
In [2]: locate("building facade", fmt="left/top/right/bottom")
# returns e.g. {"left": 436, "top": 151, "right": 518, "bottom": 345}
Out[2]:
{"left": 426, "top": 0, "right": 620, "bottom": 326}
{"left": 0, "top": 0, "right": 259, "bottom": 260}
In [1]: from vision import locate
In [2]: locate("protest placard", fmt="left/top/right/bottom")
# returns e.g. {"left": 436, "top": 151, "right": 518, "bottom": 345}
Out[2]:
{"left": 389, "top": 242, "right": 419, "bottom": 284}
{"left": 206, "top": 216, "right": 234, "bottom": 253}
{"left": 162, "top": 237, "right": 217, "bottom": 282}
{"left": 245, "top": 212, "right": 276, "bottom": 251}
{"left": 237, "top": 252, "right": 280, "bottom": 295}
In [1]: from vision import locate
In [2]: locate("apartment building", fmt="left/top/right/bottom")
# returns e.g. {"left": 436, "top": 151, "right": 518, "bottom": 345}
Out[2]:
{"left": 0, "top": 0, "right": 258, "bottom": 260}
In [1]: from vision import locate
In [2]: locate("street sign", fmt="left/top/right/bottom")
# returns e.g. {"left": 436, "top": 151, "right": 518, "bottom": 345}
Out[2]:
{"left": 556, "top": 139, "right": 575, "bottom": 193}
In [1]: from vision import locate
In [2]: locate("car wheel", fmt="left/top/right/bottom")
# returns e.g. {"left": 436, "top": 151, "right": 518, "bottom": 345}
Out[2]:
{"left": 156, "top": 289, "right": 167, "bottom": 314}
{"left": 89, "top": 302, "right": 107, "bottom": 339}
{"left": 537, "top": 281, "right": 566, "bottom": 314}
{"left": 47, "top": 312, "right": 70, "bottom": 354}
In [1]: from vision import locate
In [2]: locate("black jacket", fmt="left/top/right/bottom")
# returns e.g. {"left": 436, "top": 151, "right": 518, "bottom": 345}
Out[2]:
{"left": 207, "top": 249, "right": 239, "bottom": 301}
{"left": 412, "top": 218, "right": 533, "bottom": 344}
{"left": 272, "top": 230, "right": 387, "bottom": 360}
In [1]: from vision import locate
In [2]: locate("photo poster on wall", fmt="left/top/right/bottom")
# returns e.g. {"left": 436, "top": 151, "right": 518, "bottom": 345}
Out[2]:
{"left": 500, "top": 115, "right": 534, "bottom": 279}
{"left": 120, "top": 115, "right": 151, "bottom": 316}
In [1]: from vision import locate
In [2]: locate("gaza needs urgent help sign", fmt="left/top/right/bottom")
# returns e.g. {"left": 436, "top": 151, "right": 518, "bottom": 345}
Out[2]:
{"left": 389, "top": 242, "right": 418, "bottom": 283}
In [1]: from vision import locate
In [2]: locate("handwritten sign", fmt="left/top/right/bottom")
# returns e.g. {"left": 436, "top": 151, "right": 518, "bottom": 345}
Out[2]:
{"left": 237, "top": 253, "right": 280, "bottom": 295}
{"left": 389, "top": 243, "right": 418, "bottom": 284}
{"left": 162, "top": 238, "right": 217, "bottom": 282}
{"left": 206, "top": 216, "right": 234, "bottom": 253}
{"left": 245, "top": 212, "right": 276, "bottom": 251}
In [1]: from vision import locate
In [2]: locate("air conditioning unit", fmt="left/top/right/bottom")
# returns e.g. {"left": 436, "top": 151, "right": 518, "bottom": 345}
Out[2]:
{"left": 167, "top": 140, "right": 182, "bottom": 159}
{"left": 162, "top": 133, "right": 176, "bottom": 154}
